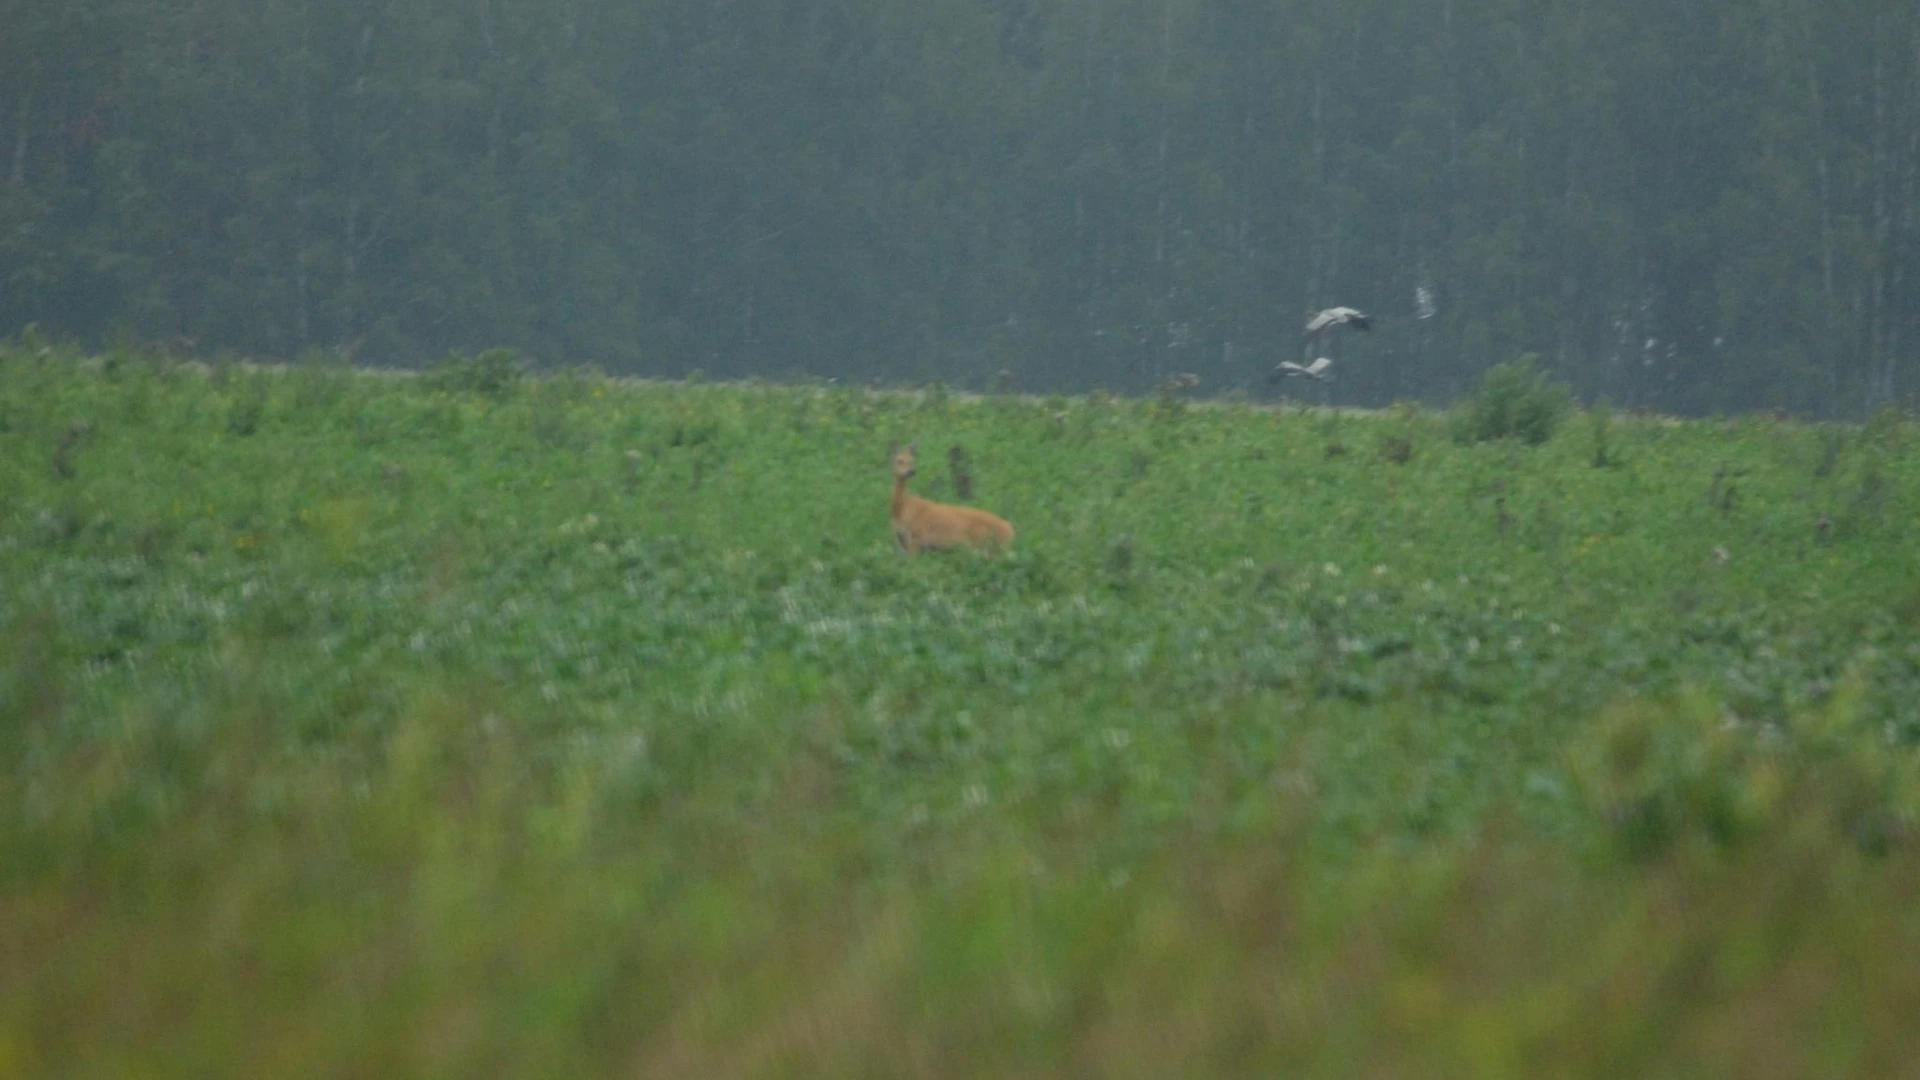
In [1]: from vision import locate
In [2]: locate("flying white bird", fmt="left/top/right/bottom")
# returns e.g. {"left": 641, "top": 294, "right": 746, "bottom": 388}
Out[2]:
{"left": 1275, "top": 357, "right": 1334, "bottom": 381}
{"left": 1303, "top": 307, "right": 1372, "bottom": 337}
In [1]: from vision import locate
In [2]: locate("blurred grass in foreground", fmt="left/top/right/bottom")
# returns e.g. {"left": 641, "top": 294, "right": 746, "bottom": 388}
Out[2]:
{"left": 5, "top": 650, "right": 1919, "bottom": 1078}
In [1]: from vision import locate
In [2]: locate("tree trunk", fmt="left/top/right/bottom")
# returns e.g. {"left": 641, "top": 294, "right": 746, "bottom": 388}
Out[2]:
{"left": 1151, "top": 0, "right": 1174, "bottom": 384}
{"left": 1811, "top": 69, "right": 1838, "bottom": 411}
{"left": 8, "top": 91, "right": 29, "bottom": 188}
{"left": 1871, "top": 29, "right": 1892, "bottom": 407}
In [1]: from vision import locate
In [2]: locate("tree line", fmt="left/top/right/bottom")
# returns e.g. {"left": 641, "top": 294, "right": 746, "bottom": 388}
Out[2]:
{"left": 3, "top": 0, "right": 1917, "bottom": 415}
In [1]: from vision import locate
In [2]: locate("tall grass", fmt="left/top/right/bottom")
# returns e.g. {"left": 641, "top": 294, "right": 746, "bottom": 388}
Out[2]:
{"left": 3, "top": 345, "right": 1919, "bottom": 1076}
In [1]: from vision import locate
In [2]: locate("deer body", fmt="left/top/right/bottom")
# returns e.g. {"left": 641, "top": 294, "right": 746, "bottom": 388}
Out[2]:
{"left": 890, "top": 443, "right": 1013, "bottom": 555}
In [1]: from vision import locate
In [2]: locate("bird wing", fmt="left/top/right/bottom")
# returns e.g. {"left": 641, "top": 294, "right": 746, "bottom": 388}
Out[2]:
{"left": 1307, "top": 307, "right": 1374, "bottom": 334}
{"left": 1307, "top": 357, "right": 1332, "bottom": 374}
{"left": 1277, "top": 361, "right": 1306, "bottom": 374}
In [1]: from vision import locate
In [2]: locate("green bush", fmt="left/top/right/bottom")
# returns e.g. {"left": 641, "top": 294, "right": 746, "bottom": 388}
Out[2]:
{"left": 430, "top": 346, "right": 523, "bottom": 400}
{"left": 1451, "top": 354, "right": 1573, "bottom": 446}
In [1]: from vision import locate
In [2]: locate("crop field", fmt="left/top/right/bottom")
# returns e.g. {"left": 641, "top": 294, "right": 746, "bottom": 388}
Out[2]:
{"left": 4, "top": 344, "right": 1920, "bottom": 1077}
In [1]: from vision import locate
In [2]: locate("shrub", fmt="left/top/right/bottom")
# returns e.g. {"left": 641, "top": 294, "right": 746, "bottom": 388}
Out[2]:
{"left": 431, "top": 346, "right": 523, "bottom": 400}
{"left": 1451, "top": 355, "right": 1572, "bottom": 446}
{"left": 1587, "top": 398, "right": 1619, "bottom": 468}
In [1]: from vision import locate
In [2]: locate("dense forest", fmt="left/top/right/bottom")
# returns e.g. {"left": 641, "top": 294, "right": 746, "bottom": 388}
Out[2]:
{"left": 3, "top": 0, "right": 1918, "bottom": 415}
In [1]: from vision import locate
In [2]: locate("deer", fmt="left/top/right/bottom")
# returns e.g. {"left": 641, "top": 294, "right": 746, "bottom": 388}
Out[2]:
{"left": 889, "top": 441, "right": 1013, "bottom": 555}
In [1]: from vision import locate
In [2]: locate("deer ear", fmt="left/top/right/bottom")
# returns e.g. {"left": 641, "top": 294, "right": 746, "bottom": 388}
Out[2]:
{"left": 887, "top": 439, "right": 899, "bottom": 456}
{"left": 909, "top": 441, "right": 919, "bottom": 454}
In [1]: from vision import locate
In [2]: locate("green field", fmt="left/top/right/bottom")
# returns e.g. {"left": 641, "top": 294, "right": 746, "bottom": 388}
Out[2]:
{"left": 5, "top": 345, "right": 1920, "bottom": 1077}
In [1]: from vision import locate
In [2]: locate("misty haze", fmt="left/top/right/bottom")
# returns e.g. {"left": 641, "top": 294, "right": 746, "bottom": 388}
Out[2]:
{"left": 5, "top": 3, "right": 1920, "bottom": 1076}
